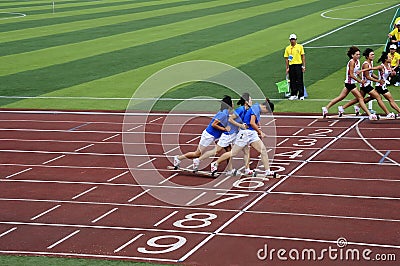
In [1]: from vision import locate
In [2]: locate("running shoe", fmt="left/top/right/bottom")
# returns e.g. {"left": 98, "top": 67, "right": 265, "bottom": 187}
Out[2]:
{"left": 244, "top": 168, "right": 254, "bottom": 176}
{"left": 354, "top": 105, "right": 360, "bottom": 116}
{"left": 265, "top": 170, "right": 279, "bottom": 179}
{"left": 226, "top": 169, "right": 241, "bottom": 176}
{"left": 288, "top": 95, "right": 298, "bottom": 100}
{"left": 173, "top": 156, "right": 181, "bottom": 169}
{"left": 322, "top": 107, "right": 328, "bottom": 118}
{"left": 192, "top": 158, "right": 200, "bottom": 171}
{"left": 368, "top": 114, "right": 378, "bottom": 120}
{"left": 299, "top": 96, "right": 305, "bottom": 100}
{"left": 386, "top": 112, "right": 395, "bottom": 119}
{"left": 338, "top": 106, "right": 344, "bottom": 117}
{"left": 210, "top": 162, "right": 218, "bottom": 174}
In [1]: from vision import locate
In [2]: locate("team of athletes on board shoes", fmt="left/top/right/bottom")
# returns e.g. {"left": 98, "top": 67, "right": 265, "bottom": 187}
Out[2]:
{"left": 173, "top": 93, "right": 279, "bottom": 179}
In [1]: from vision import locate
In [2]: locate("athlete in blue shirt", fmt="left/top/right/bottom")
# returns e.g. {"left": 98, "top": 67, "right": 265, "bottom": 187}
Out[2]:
{"left": 173, "top": 95, "right": 233, "bottom": 169}
{"left": 192, "top": 93, "right": 250, "bottom": 175}
{"left": 210, "top": 98, "right": 279, "bottom": 178}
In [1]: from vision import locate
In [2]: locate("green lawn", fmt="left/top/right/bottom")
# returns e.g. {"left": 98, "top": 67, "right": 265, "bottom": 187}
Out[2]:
{"left": 1, "top": 0, "right": 399, "bottom": 113}
{"left": 0, "top": 0, "right": 399, "bottom": 265}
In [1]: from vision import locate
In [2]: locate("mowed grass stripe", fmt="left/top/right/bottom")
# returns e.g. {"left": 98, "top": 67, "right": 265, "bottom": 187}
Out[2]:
{"left": 0, "top": 0, "right": 255, "bottom": 55}
{"left": 0, "top": 0, "right": 191, "bottom": 32}
{"left": 3, "top": 0, "right": 390, "bottom": 110}
{"left": 0, "top": 0, "right": 238, "bottom": 43}
{"left": 0, "top": 0, "right": 145, "bottom": 18}
{"left": 32, "top": 0, "right": 390, "bottom": 100}
{"left": 0, "top": 0, "right": 297, "bottom": 77}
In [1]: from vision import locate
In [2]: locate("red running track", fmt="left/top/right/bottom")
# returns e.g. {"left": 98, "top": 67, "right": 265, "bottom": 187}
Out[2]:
{"left": 0, "top": 110, "right": 399, "bottom": 265}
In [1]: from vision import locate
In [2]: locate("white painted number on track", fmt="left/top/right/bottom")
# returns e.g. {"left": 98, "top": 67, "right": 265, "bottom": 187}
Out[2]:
{"left": 173, "top": 213, "right": 217, "bottom": 229}
{"left": 137, "top": 235, "right": 186, "bottom": 254}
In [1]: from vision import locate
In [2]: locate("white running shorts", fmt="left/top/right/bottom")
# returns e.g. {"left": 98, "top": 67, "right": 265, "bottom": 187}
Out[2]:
{"left": 234, "top": 130, "right": 260, "bottom": 147}
{"left": 199, "top": 129, "right": 217, "bottom": 147}
{"left": 217, "top": 133, "right": 237, "bottom": 148}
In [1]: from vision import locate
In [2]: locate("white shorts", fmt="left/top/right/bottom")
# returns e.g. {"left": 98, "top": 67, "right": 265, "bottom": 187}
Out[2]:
{"left": 199, "top": 129, "right": 217, "bottom": 147}
{"left": 217, "top": 133, "right": 237, "bottom": 148}
{"left": 234, "top": 130, "right": 260, "bottom": 147}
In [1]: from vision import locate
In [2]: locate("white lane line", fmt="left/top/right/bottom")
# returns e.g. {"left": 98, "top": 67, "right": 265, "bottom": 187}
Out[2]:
{"left": 328, "top": 120, "right": 340, "bottom": 127}
{"left": 292, "top": 129, "right": 304, "bottom": 136}
{"left": 355, "top": 125, "right": 400, "bottom": 167}
{"left": 216, "top": 232, "right": 400, "bottom": 249}
{"left": 136, "top": 158, "right": 156, "bottom": 168}
{"left": 91, "top": 208, "right": 118, "bottom": 223}
{"left": 71, "top": 186, "right": 97, "bottom": 200}
{"left": 186, "top": 192, "right": 207, "bottom": 206}
{"left": 107, "top": 171, "right": 129, "bottom": 182}
{"left": 114, "top": 234, "right": 144, "bottom": 253}
{"left": 213, "top": 175, "right": 233, "bottom": 188}
{"left": 266, "top": 118, "right": 364, "bottom": 194}
{"left": 186, "top": 136, "right": 200, "bottom": 144}
{"left": 153, "top": 211, "right": 179, "bottom": 227}
{"left": 101, "top": 134, "right": 120, "bottom": 142}
{"left": 276, "top": 138, "right": 289, "bottom": 147}
{"left": 270, "top": 191, "right": 400, "bottom": 201}
{"left": 163, "top": 146, "right": 179, "bottom": 155}
{"left": 42, "top": 155, "right": 65, "bottom": 165}
{"left": 74, "top": 144, "right": 94, "bottom": 152}
{"left": 4, "top": 168, "right": 32, "bottom": 179}
{"left": 247, "top": 210, "right": 400, "bottom": 223}
{"left": 1, "top": 221, "right": 210, "bottom": 236}
{"left": 127, "top": 189, "right": 150, "bottom": 202}
{"left": 307, "top": 119, "right": 318, "bottom": 127}
{"left": 0, "top": 227, "right": 17, "bottom": 238}
{"left": 294, "top": 175, "right": 400, "bottom": 182}
{"left": 31, "top": 205, "right": 61, "bottom": 221}
{"left": 265, "top": 119, "right": 276, "bottom": 126}
{"left": 149, "top": 117, "right": 163, "bottom": 123}
{"left": 159, "top": 173, "right": 178, "bottom": 185}
{"left": 127, "top": 125, "right": 142, "bottom": 132}
{"left": 47, "top": 230, "right": 80, "bottom": 249}
{"left": 304, "top": 4, "right": 400, "bottom": 46}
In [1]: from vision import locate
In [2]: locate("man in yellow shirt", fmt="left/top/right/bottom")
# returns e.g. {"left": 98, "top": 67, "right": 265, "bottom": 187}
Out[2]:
{"left": 387, "top": 21, "right": 400, "bottom": 50}
{"left": 389, "top": 44, "right": 400, "bottom": 86}
{"left": 284, "top": 34, "right": 306, "bottom": 100}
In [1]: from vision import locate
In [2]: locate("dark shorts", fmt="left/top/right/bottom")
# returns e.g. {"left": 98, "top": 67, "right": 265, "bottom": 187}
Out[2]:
{"left": 375, "top": 86, "right": 389, "bottom": 95}
{"left": 360, "top": 85, "right": 374, "bottom": 94}
{"left": 344, "top": 83, "right": 357, "bottom": 91}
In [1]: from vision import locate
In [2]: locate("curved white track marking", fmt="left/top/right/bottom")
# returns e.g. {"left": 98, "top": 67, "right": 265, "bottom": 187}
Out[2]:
{"left": 0, "top": 12, "right": 26, "bottom": 20}
{"left": 321, "top": 3, "right": 391, "bottom": 20}
{"left": 355, "top": 124, "right": 400, "bottom": 166}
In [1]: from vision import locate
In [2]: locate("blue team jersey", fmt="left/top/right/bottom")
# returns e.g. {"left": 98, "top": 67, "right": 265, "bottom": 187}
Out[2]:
{"left": 243, "top": 103, "right": 261, "bottom": 131}
{"left": 205, "top": 109, "right": 229, "bottom": 138}
{"left": 223, "top": 106, "right": 247, "bottom": 135}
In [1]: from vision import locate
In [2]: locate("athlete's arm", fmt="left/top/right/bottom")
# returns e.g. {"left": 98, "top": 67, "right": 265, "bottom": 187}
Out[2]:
{"left": 250, "top": 115, "right": 264, "bottom": 138}
{"left": 211, "top": 119, "right": 229, "bottom": 132}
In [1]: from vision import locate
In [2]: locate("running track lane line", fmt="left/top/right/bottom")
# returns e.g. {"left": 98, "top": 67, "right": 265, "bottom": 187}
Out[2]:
{"left": 178, "top": 117, "right": 365, "bottom": 262}
{"left": 30, "top": 205, "right": 61, "bottom": 221}
{"left": 47, "top": 230, "right": 80, "bottom": 249}
{"left": 0, "top": 227, "right": 17, "bottom": 238}
{"left": 91, "top": 208, "right": 118, "bottom": 223}
{"left": 114, "top": 234, "right": 144, "bottom": 253}
{"left": 355, "top": 125, "right": 400, "bottom": 166}
{"left": 4, "top": 168, "right": 32, "bottom": 179}
{"left": 72, "top": 187, "right": 97, "bottom": 200}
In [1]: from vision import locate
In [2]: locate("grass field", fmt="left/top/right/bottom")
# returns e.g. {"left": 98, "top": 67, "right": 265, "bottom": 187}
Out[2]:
{"left": 1, "top": 1, "right": 400, "bottom": 265}
{"left": 1, "top": 0, "right": 400, "bottom": 113}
